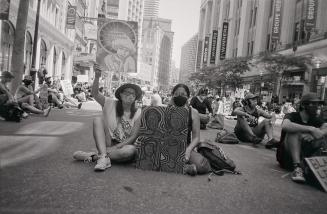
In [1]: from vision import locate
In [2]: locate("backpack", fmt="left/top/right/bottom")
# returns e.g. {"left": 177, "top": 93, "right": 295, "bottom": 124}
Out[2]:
{"left": 197, "top": 141, "right": 240, "bottom": 175}
{"left": 0, "top": 105, "right": 24, "bottom": 122}
{"left": 215, "top": 129, "right": 239, "bottom": 144}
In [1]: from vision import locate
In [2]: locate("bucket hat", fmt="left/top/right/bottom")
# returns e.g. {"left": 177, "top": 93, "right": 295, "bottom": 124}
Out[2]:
{"left": 115, "top": 83, "right": 142, "bottom": 100}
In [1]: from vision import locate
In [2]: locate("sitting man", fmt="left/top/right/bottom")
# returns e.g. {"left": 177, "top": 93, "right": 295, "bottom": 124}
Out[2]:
{"left": 190, "top": 88, "right": 213, "bottom": 129}
{"left": 277, "top": 93, "right": 326, "bottom": 183}
{"left": 233, "top": 93, "right": 278, "bottom": 146}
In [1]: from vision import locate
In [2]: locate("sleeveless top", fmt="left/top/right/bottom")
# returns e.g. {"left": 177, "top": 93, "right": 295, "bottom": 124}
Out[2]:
{"left": 102, "top": 97, "right": 141, "bottom": 142}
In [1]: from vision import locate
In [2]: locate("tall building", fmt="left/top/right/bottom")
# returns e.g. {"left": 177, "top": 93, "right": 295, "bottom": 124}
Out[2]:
{"left": 180, "top": 34, "right": 198, "bottom": 83}
{"left": 196, "top": 0, "right": 327, "bottom": 102}
{"left": 142, "top": 17, "right": 174, "bottom": 90}
{"left": 0, "top": 0, "right": 76, "bottom": 82}
{"left": 143, "top": 0, "right": 160, "bottom": 18}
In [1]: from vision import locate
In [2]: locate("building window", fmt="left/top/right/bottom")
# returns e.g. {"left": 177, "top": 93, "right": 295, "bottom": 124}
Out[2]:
{"left": 269, "top": 0, "right": 273, "bottom": 17}
{"left": 266, "top": 34, "right": 270, "bottom": 51}
{"left": 0, "top": 21, "right": 15, "bottom": 72}
{"left": 250, "top": 41, "right": 254, "bottom": 55}
{"left": 293, "top": 22, "right": 300, "bottom": 42}
{"left": 40, "top": 39, "right": 47, "bottom": 68}
{"left": 25, "top": 32, "right": 33, "bottom": 74}
{"left": 249, "top": 9, "right": 253, "bottom": 27}
{"left": 247, "top": 42, "right": 250, "bottom": 56}
{"left": 253, "top": 7, "right": 257, "bottom": 26}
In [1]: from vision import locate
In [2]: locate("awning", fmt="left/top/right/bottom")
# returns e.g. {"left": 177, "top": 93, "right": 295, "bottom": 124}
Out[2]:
{"left": 314, "top": 67, "right": 327, "bottom": 76}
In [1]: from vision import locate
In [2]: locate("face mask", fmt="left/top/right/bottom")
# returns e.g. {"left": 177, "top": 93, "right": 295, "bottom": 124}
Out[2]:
{"left": 173, "top": 96, "right": 187, "bottom": 107}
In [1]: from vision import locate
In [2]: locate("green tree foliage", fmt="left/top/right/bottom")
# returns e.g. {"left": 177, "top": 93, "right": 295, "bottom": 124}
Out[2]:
{"left": 189, "top": 57, "right": 251, "bottom": 90}
{"left": 255, "top": 53, "right": 313, "bottom": 76}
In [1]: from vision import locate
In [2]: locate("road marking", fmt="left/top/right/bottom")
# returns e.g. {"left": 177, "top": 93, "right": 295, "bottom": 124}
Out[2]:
{"left": 270, "top": 168, "right": 285, "bottom": 173}
{"left": 0, "top": 136, "right": 60, "bottom": 168}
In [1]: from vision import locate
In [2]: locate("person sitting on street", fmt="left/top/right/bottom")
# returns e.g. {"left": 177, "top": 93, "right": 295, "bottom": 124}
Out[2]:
{"left": 0, "top": 71, "right": 51, "bottom": 118}
{"left": 73, "top": 64, "right": 142, "bottom": 171}
{"left": 44, "top": 77, "right": 64, "bottom": 109}
{"left": 190, "top": 88, "right": 213, "bottom": 130}
{"left": 233, "top": 93, "right": 278, "bottom": 147}
{"left": 277, "top": 93, "right": 327, "bottom": 183}
{"left": 15, "top": 75, "right": 43, "bottom": 110}
{"left": 169, "top": 84, "right": 211, "bottom": 175}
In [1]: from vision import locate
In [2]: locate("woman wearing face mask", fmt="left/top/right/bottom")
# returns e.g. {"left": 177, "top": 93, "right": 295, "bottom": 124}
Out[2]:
{"left": 170, "top": 84, "right": 211, "bottom": 175}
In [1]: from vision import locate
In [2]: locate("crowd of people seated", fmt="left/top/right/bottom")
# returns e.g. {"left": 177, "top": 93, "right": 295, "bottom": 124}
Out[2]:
{"left": 72, "top": 65, "right": 326, "bottom": 188}
{"left": 0, "top": 71, "right": 51, "bottom": 121}
{"left": 0, "top": 70, "right": 84, "bottom": 122}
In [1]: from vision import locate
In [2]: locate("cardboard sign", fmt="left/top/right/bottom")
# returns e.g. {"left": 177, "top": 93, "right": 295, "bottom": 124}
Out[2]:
{"left": 305, "top": 156, "right": 327, "bottom": 192}
{"left": 60, "top": 80, "right": 74, "bottom": 96}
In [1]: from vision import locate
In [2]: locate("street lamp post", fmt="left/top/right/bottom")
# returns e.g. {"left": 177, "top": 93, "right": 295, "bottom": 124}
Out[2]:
{"left": 30, "top": 0, "right": 41, "bottom": 89}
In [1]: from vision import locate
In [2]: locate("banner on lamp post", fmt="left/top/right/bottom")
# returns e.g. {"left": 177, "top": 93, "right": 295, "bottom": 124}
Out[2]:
{"left": 305, "top": 0, "right": 318, "bottom": 30}
{"left": 220, "top": 22, "right": 229, "bottom": 60}
{"left": 0, "top": 0, "right": 10, "bottom": 20}
{"left": 66, "top": 6, "right": 76, "bottom": 29}
{"left": 196, "top": 40, "right": 203, "bottom": 69}
{"left": 210, "top": 30, "right": 218, "bottom": 64}
{"left": 271, "top": 0, "right": 283, "bottom": 41}
{"left": 202, "top": 36, "right": 209, "bottom": 66}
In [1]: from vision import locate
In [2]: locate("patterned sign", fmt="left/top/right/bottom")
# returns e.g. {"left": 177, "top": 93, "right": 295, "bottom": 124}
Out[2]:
{"left": 202, "top": 36, "right": 209, "bottom": 66}
{"left": 305, "top": 0, "right": 318, "bottom": 30}
{"left": 220, "top": 22, "right": 229, "bottom": 60}
{"left": 135, "top": 106, "right": 189, "bottom": 173}
{"left": 210, "top": 30, "right": 218, "bottom": 64}
{"left": 271, "top": 0, "right": 283, "bottom": 41}
{"left": 66, "top": 6, "right": 76, "bottom": 29}
{"left": 0, "top": 0, "right": 10, "bottom": 20}
{"left": 97, "top": 19, "right": 138, "bottom": 77}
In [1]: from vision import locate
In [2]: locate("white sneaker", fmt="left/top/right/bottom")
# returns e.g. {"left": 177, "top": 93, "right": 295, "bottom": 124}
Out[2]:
{"left": 73, "top": 151, "right": 97, "bottom": 162}
{"left": 94, "top": 155, "right": 111, "bottom": 171}
{"left": 43, "top": 106, "right": 51, "bottom": 117}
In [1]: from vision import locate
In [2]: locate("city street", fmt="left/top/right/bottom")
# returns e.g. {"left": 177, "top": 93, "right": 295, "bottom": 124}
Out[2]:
{"left": 0, "top": 102, "right": 326, "bottom": 214}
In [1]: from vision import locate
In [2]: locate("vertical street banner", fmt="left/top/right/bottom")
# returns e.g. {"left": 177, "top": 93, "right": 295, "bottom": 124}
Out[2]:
{"left": 305, "top": 0, "right": 318, "bottom": 30}
{"left": 210, "top": 30, "right": 218, "bottom": 64}
{"left": 97, "top": 19, "right": 138, "bottom": 86}
{"left": 202, "top": 36, "right": 209, "bottom": 66}
{"left": 220, "top": 22, "right": 229, "bottom": 60}
{"left": 271, "top": 0, "right": 283, "bottom": 41}
{"left": 0, "top": 0, "right": 10, "bottom": 20}
{"left": 196, "top": 40, "right": 203, "bottom": 69}
{"left": 66, "top": 5, "right": 76, "bottom": 29}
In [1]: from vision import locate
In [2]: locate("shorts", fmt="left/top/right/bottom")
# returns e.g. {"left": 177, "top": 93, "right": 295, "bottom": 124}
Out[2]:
{"left": 234, "top": 125, "right": 259, "bottom": 143}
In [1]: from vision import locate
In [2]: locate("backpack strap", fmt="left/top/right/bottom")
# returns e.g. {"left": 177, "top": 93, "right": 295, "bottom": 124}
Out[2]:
{"left": 187, "top": 107, "right": 192, "bottom": 145}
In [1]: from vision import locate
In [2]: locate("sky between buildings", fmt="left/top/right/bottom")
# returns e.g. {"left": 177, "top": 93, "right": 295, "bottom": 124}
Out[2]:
{"left": 159, "top": 0, "right": 201, "bottom": 68}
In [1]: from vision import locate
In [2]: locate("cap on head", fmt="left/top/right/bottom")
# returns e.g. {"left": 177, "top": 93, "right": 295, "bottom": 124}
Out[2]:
{"left": 23, "top": 75, "right": 32, "bottom": 81}
{"left": 300, "top": 93, "right": 324, "bottom": 104}
{"left": 244, "top": 93, "right": 258, "bottom": 100}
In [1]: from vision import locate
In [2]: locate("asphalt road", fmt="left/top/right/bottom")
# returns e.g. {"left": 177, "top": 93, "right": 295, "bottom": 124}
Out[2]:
{"left": 0, "top": 102, "right": 326, "bottom": 214}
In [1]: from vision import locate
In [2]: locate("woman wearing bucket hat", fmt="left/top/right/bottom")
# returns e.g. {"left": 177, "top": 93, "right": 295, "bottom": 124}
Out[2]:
{"left": 73, "top": 64, "right": 142, "bottom": 171}
{"left": 232, "top": 93, "right": 278, "bottom": 147}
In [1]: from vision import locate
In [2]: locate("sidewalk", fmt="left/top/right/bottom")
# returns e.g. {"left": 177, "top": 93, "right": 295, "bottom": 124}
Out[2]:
{"left": 0, "top": 105, "right": 326, "bottom": 214}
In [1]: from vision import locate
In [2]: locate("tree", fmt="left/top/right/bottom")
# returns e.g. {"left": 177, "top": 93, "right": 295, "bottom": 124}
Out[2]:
{"left": 10, "top": 0, "right": 30, "bottom": 93}
{"left": 254, "top": 53, "right": 313, "bottom": 97}
{"left": 189, "top": 57, "right": 251, "bottom": 94}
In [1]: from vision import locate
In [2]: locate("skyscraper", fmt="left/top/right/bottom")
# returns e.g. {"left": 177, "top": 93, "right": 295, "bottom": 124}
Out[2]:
{"left": 143, "top": 0, "right": 160, "bottom": 18}
{"left": 180, "top": 34, "right": 198, "bottom": 83}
